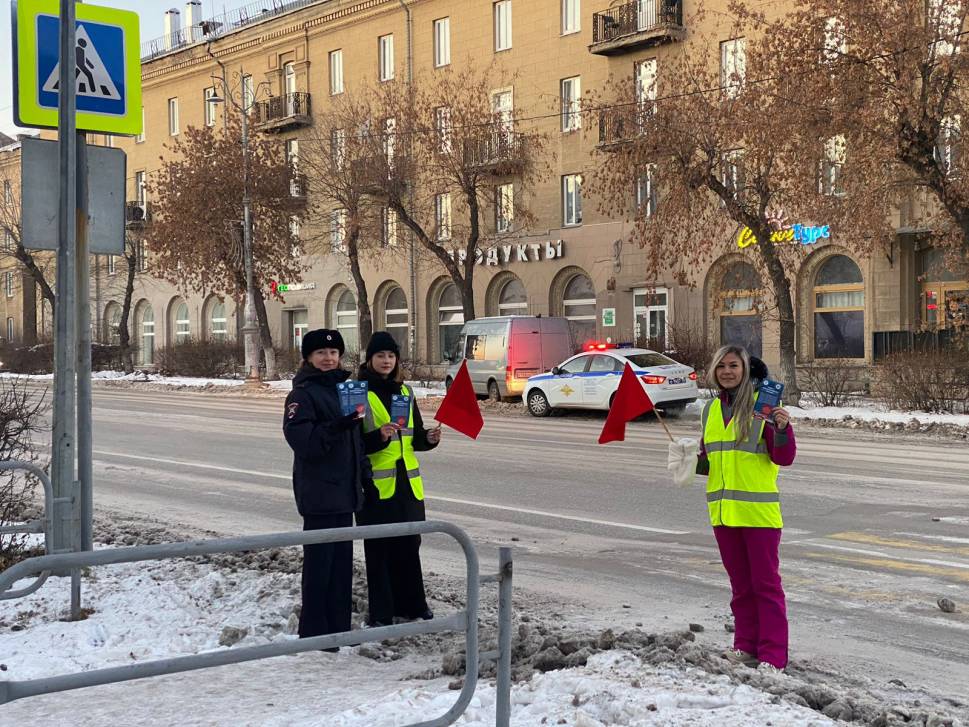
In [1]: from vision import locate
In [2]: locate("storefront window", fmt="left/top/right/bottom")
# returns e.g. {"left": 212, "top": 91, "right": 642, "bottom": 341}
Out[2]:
{"left": 137, "top": 302, "right": 154, "bottom": 365}
{"left": 385, "top": 286, "right": 409, "bottom": 354}
{"left": 919, "top": 247, "right": 968, "bottom": 331}
{"left": 438, "top": 284, "right": 464, "bottom": 361}
{"left": 209, "top": 300, "right": 228, "bottom": 343}
{"left": 718, "top": 262, "right": 762, "bottom": 358}
{"left": 290, "top": 309, "right": 308, "bottom": 350}
{"left": 813, "top": 254, "right": 865, "bottom": 358}
{"left": 174, "top": 301, "right": 190, "bottom": 342}
{"left": 104, "top": 302, "right": 122, "bottom": 345}
{"left": 498, "top": 278, "right": 528, "bottom": 315}
{"left": 335, "top": 289, "right": 359, "bottom": 354}
{"left": 562, "top": 273, "right": 596, "bottom": 347}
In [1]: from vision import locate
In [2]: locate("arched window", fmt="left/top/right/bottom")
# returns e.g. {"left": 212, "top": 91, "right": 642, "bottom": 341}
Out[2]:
{"left": 919, "top": 247, "right": 968, "bottom": 331}
{"left": 136, "top": 303, "right": 155, "bottom": 365}
{"left": 718, "top": 262, "right": 763, "bottom": 359}
{"left": 438, "top": 283, "right": 464, "bottom": 361}
{"left": 498, "top": 278, "right": 527, "bottom": 315}
{"left": 335, "top": 289, "right": 359, "bottom": 353}
{"left": 562, "top": 274, "right": 596, "bottom": 346}
{"left": 384, "top": 287, "right": 409, "bottom": 354}
{"left": 208, "top": 300, "right": 228, "bottom": 343}
{"left": 173, "top": 301, "right": 190, "bottom": 343}
{"left": 104, "top": 302, "right": 122, "bottom": 345}
{"left": 813, "top": 254, "right": 864, "bottom": 358}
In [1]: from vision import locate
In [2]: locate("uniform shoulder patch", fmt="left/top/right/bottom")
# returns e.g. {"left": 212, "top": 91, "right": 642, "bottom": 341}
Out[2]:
{"left": 286, "top": 402, "right": 300, "bottom": 419}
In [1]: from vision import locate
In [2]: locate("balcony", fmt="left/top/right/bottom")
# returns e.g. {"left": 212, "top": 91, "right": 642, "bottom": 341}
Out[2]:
{"left": 463, "top": 133, "right": 526, "bottom": 174}
{"left": 289, "top": 173, "right": 308, "bottom": 200}
{"left": 125, "top": 201, "right": 151, "bottom": 228}
{"left": 598, "top": 107, "right": 649, "bottom": 148}
{"left": 590, "top": 0, "right": 685, "bottom": 56}
{"left": 253, "top": 92, "right": 312, "bottom": 132}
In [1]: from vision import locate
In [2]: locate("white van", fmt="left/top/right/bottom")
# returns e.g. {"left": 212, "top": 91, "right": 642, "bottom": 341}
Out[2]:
{"left": 444, "top": 316, "right": 574, "bottom": 400}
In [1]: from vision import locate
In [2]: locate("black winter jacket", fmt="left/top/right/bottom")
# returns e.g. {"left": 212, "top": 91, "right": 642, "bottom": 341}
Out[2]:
{"left": 283, "top": 364, "right": 368, "bottom": 517}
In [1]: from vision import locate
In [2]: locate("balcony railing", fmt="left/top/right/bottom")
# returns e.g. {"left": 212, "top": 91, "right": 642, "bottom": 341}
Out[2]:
{"left": 125, "top": 201, "right": 151, "bottom": 228}
{"left": 253, "top": 92, "right": 312, "bottom": 131}
{"left": 289, "top": 173, "right": 308, "bottom": 199}
{"left": 598, "top": 106, "right": 650, "bottom": 147}
{"left": 590, "top": 0, "right": 685, "bottom": 55}
{"left": 463, "top": 132, "right": 526, "bottom": 174}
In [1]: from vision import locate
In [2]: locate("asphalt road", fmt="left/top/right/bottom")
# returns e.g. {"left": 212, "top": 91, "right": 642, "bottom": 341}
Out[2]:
{"left": 36, "top": 386, "right": 969, "bottom": 702}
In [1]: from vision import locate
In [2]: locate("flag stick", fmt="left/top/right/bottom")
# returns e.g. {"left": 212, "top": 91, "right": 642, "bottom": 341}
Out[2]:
{"left": 653, "top": 407, "right": 675, "bottom": 443}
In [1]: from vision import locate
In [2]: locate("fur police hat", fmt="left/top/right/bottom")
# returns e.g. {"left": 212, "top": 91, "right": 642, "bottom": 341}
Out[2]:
{"left": 301, "top": 328, "right": 345, "bottom": 360}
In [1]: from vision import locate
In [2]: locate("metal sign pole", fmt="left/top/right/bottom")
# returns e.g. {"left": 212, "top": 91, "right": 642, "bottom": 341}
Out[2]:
{"left": 52, "top": 0, "right": 80, "bottom": 616}
{"left": 77, "top": 134, "right": 92, "bottom": 554}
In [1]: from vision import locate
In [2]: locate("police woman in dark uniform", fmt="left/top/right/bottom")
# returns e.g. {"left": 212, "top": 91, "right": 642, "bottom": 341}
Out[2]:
{"left": 357, "top": 331, "right": 442, "bottom": 627}
{"left": 282, "top": 329, "right": 369, "bottom": 641}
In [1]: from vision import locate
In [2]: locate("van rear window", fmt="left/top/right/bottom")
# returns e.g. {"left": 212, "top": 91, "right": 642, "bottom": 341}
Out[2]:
{"left": 624, "top": 352, "right": 676, "bottom": 368}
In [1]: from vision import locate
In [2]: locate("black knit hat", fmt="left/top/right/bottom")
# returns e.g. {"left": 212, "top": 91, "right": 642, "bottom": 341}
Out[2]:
{"left": 365, "top": 331, "right": 400, "bottom": 361}
{"left": 301, "top": 328, "right": 345, "bottom": 359}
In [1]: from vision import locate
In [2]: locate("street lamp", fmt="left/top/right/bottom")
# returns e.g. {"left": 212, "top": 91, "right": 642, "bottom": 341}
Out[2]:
{"left": 206, "top": 49, "right": 272, "bottom": 387}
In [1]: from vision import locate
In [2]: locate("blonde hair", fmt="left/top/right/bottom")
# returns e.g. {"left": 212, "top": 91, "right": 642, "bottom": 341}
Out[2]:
{"left": 706, "top": 345, "right": 754, "bottom": 442}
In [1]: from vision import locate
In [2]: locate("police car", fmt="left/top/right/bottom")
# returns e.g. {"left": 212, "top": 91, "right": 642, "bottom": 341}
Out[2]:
{"left": 523, "top": 344, "right": 699, "bottom": 417}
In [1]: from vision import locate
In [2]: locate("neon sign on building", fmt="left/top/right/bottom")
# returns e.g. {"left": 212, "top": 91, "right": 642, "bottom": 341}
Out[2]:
{"left": 737, "top": 224, "right": 830, "bottom": 249}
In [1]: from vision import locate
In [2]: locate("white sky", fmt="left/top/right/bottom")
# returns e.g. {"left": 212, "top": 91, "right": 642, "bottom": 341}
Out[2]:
{"left": 0, "top": 1, "right": 234, "bottom": 138}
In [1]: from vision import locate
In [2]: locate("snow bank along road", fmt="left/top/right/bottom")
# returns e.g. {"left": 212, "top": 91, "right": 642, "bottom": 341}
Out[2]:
{"left": 34, "top": 387, "right": 969, "bottom": 701}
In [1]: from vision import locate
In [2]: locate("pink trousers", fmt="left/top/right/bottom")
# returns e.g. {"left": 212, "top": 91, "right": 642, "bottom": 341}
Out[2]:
{"left": 713, "top": 526, "right": 788, "bottom": 669}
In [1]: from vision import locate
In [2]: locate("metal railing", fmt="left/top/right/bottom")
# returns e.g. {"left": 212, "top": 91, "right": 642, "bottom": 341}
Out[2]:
{"left": 254, "top": 92, "right": 313, "bottom": 127}
{"left": 0, "top": 520, "right": 514, "bottom": 727}
{"left": 598, "top": 106, "right": 652, "bottom": 145}
{"left": 592, "top": 0, "right": 684, "bottom": 45}
{"left": 463, "top": 133, "right": 526, "bottom": 171}
{"left": 0, "top": 460, "right": 61, "bottom": 601}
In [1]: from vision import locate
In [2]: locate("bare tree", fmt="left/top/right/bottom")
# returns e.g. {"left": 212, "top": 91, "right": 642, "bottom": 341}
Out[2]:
{"left": 145, "top": 117, "right": 307, "bottom": 379}
{"left": 359, "top": 63, "right": 552, "bottom": 321}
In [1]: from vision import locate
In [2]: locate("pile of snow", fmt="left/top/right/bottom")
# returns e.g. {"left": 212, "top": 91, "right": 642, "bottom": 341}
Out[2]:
{"left": 1, "top": 551, "right": 833, "bottom": 726}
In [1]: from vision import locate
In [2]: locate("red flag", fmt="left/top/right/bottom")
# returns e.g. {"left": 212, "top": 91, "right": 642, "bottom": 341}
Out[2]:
{"left": 435, "top": 359, "right": 484, "bottom": 439}
{"left": 598, "top": 362, "right": 655, "bottom": 444}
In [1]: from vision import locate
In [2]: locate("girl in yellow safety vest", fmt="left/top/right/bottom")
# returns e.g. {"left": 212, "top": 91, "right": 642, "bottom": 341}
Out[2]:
{"left": 357, "top": 331, "right": 442, "bottom": 628}
{"left": 671, "top": 345, "right": 797, "bottom": 674}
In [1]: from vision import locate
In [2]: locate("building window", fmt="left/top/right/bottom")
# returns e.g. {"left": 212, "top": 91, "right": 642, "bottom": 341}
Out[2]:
{"left": 379, "top": 34, "right": 395, "bottom": 82}
{"left": 134, "top": 170, "right": 146, "bottom": 203}
{"left": 135, "top": 107, "right": 145, "bottom": 143}
{"left": 334, "top": 289, "right": 359, "bottom": 354}
{"left": 562, "top": 174, "right": 583, "bottom": 226}
{"left": 720, "top": 38, "right": 746, "bottom": 98}
{"left": 331, "top": 128, "right": 346, "bottom": 170}
{"left": 919, "top": 247, "right": 968, "bottom": 331}
{"left": 438, "top": 284, "right": 464, "bottom": 361}
{"left": 383, "top": 117, "right": 396, "bottom": 169}
{"left": 496, "top": 183, "right": 514, "bottom": 233}
{"left": 560, "top": 76, "right": 581, "bottom": 132}
{"left": 635, "top": 58, "right": 657, "bottom": 123}
{"left": 3, "top": 180, "right": 11, "bottom": 204}
{"left": 633, "top": 287, "right": 669, "bottom": 350}
{"left": 434, "top": 17, "right": 451, "bottom": 67}
{"left": 820, "top": 135, "right": 846, "bottom": 196}
{"left": 168, "top": 97, "right": 179, "bottom": 136}
{"left": 936, "top": 115, "right": 961, "bottom": 177}
{"left": 331, "top": 208, "right": 348, "bottom": 252}
{"left": 104, "top": 303, "right": 122, "bottom": 345}
{"left": 813, "top": 254, "right": 865, "bottom": 358}
{"left": 930, "top": 0, "right": 960, "bottom": 56}
{"left": 385, "top": 286, "right": 409, "bottom": 353}
{"left": 435, "top": 193, "right": 452, "bottom": 241}
{"left": 435, "top": 106, "right": 452, "bottom": 154}
{"left": 563, "top": 273, "right": 596, "bottom": 346}
{"left": 107, "top": 255, "right": 117, "bottom": 275}
{"left": 136, "top": 240, "right": 148, "bottom": 272}
{"left": 5, "top": 316, "right": 13, "bottom": 343}
{"left": 290, "top": 309, "right": 308, "bottom": 350}
{"left": 242, "top": 74, "right": 254, "bottom": 111}
{"left": 2, "top": 229, "right": 13, "bottom": 252}
{"left": 718, "top": 262, "right": 762, "bottom": 358}
{"left": 209, "top": 300, "right": 228, "bottom": 342}
{"left": 823, "top": 16, "right": 846, "bottom": 63}
{"left": 562, "top": 0, "right": 580, "bottom": 34}
{"left": 174, "top": 301, "right": 190, "bottom": 342}
{"left": 329, "top": 50, "right": 344, "bottom": 95}
{"left": 494, "top": 1, "right": 512, "bottom": 52}
{"left": 722, "top": 149, "right": 744, "bottom": 201}
{"left": 382, "top": 207, "right": 398, "bottom": 247}
{"left": 498, "top": 277, "right": 528, "bottom": 314}
{"left": 492, "top": 90, "right": 514, "bottom": 146}
{"left": 4, "top": 271, "right": 13, "bottom": 298}
{"left": 137, "top": 303, "right": 155, "bottom": 365}
{"left": 204, "top": 87, "right": 217, "bottom": 127}
{"left": 286, "top": 139, "right": 300, "bottom": 196}
{"left": 635, "top": 165, "right": 657, "bottom": 217}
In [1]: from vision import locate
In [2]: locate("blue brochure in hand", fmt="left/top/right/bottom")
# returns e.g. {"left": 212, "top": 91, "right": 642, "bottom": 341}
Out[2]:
{"left": 755, "top": 379, "right": 784, "bottom": 423}
{"left": 391, "top": 394, "right": 411, "bottom": 428}
{"left": 337, "top": 381, "right": 369, "bottom": 418}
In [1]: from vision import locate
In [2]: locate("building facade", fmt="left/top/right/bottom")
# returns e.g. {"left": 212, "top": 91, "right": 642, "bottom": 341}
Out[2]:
{"left": 4, "top": 0, "right": 967, "bottom": 373}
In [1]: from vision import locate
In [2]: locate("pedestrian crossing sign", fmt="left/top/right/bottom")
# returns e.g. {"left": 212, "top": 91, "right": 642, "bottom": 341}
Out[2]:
{"left": 12, "top": 0, "right": 142, "bottom": 136}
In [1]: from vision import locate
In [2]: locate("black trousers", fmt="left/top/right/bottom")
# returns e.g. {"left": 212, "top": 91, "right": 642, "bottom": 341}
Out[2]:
{"left": 299, "top": 512, "right": 353, "bottom": 639}
{"left": 363, "top": 534, "right": 429, "bottom": 625}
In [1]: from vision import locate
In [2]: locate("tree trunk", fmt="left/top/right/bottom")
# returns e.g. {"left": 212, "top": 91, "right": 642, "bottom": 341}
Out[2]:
{"left": 252, "top": 285, "right": 277, "bottom": 380}
{"left": 14, "top": 244, "right": 55, "bottom": 312}
{"left": 119, "top": 247, "right": 138, "bottom": 374}
{"left": 461, "top": 190, "right": 481, "bottom": 322}
{"left": 346, "top": 227, "right": 372, "bottom": 361}
{"left": 755, "top": 236, "right": 801, "bottom": 403}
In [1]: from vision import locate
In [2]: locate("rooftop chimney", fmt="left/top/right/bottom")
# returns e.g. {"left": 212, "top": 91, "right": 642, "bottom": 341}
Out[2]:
{"left": 185, "top": 1, "right": 202, "bottom": 42}
{"left": 164, "top": 8, "right": 181, "bottom": 50}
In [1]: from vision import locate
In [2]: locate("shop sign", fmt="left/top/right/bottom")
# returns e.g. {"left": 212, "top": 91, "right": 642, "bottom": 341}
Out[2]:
{"left": 601, "top": 308, "right": 616, "bottom": 327}
{"left": 270, "top": 281, "right": 317, "bottom": 294}
{"left": 737, "top": 224, "right": 830, "bottom": 249}
{"left": 447, "top": 240, "right": 564, "bottom": 267}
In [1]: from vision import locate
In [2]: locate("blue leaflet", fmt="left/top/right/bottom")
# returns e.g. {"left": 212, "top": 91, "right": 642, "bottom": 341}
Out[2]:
{"left": 391, "top": 394, "right": 411, "bottom": 427}
{"left": 755, "top": 379, "right": 784, "bottom": 422}
{"left": 337, "top": 381, "right": 369, "bottom": 417}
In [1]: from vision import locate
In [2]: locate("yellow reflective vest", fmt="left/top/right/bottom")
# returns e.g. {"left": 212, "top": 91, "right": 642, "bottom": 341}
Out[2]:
{"left": 362, "top": 384, "right": 424, "bottom": 501}
{"left": 702, "top": 397, "right": 782, "bottom": 529}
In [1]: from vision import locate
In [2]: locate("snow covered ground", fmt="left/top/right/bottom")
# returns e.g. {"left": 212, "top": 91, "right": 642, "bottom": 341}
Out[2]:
{"left": 0, "top": 552, "right": 836, "bottom": 726}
